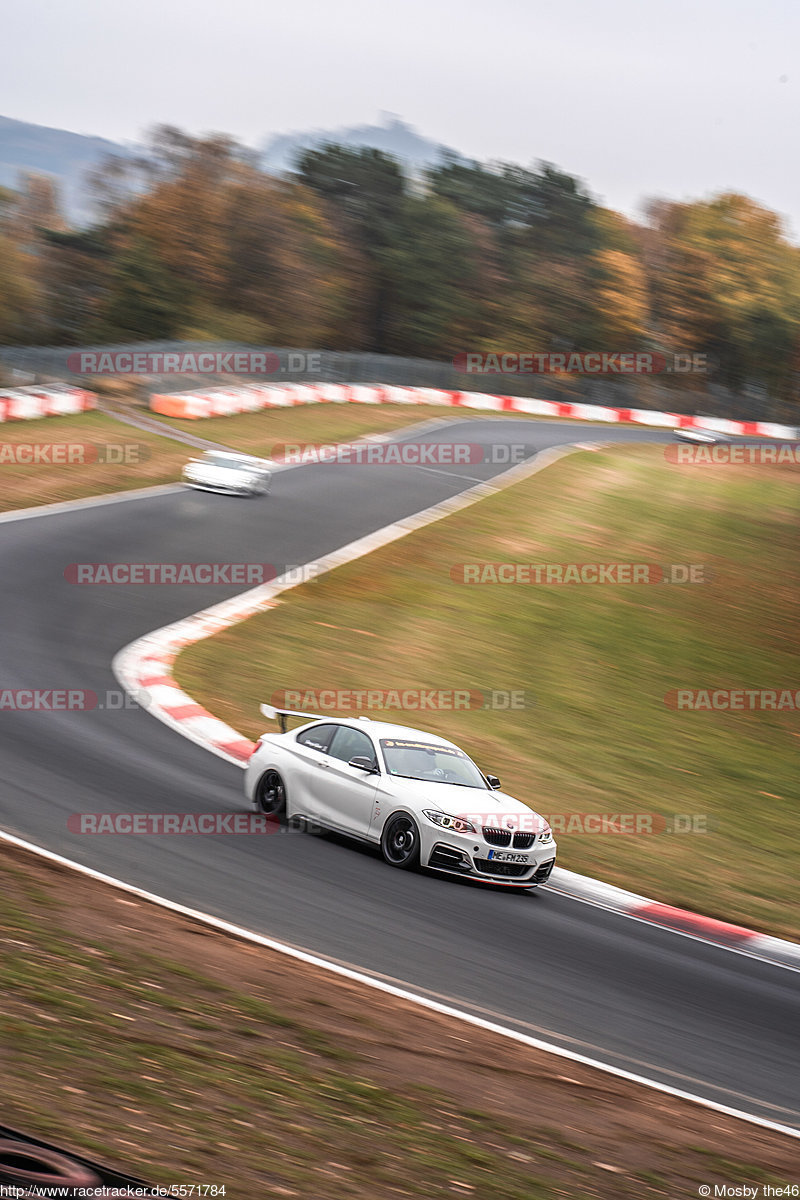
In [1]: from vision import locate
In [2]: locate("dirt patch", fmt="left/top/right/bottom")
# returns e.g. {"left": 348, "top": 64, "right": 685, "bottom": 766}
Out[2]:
{"left": 0, "top": 840, "right": 795, "bottom": 1199}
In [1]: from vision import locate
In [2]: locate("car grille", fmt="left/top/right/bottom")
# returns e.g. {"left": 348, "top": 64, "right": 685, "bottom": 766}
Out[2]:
{"left": 534, "top": 859, "right": 555, "bottom": 883}
{"left": 482, "top": 826, "right": 512, "bottom": 847}
{"left": 483, "top": 827, "right": 536, "bottom": 849}
{"left": 474, "top": 858, "right": 531, "bottom": 878}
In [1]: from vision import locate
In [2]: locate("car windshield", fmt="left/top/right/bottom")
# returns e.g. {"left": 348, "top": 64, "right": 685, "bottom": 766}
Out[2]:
{"left": 380, "top": 738, "right": 487, "bottom": 788}
{"left": 202, "top": 453, "right": 247, "bottom": 469}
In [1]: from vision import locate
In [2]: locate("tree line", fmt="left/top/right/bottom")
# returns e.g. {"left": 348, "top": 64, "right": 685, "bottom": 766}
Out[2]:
{"left": 0, "top": 126, "right": 798, "bottom": 402}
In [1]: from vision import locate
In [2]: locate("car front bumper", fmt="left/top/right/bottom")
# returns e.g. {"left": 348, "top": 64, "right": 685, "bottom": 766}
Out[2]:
{"left": 424, "top": 830, "right": 557, "bottom": 888}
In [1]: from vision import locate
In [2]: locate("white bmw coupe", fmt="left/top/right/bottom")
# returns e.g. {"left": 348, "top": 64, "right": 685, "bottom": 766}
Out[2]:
{"left": 182, "top": 450, "right": 272, "bottom": 496}
{"left": 245, "top": 707, "right": 556, "bottom": 889}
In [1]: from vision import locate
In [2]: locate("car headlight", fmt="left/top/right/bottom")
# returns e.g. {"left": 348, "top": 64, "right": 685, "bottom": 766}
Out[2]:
{"left": 538, "top": 825, "right": 553, "bottom": 844}
{"left": 423, "top": 810, "right": 476, "bottom": 834}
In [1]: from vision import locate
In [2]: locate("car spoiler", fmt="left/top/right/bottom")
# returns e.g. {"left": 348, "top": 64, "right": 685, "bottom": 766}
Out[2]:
{"left": 259, "top": 703, "right": 326, "bottom": 734}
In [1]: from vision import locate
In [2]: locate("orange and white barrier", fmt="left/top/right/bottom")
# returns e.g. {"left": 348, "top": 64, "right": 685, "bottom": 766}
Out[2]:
{"left": 0, "top": 385, "right": 96, "bottom": 422}
{"left": 150, "top": 383, "right": 799, "bottom": 439}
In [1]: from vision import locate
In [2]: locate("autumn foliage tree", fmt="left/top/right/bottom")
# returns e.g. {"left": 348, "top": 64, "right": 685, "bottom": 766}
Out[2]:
{"left": 646, "top": 194, "right": 800, "bottom": 394}
{"left": 0, "top": 125, "right": 798, "bottom": 410}
{"left": 0, "top": 231, "right": 40, "bottom": 342}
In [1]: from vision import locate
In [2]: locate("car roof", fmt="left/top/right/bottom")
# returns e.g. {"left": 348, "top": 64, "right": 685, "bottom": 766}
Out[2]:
{"left": 292, "top": 716, "right": 462, "bottom": 750}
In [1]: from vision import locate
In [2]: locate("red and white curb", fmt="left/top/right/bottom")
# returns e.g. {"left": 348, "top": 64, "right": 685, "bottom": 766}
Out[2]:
{"left": 151, "top": 380, "right": 800, "bottom": 440}
{"left": 112, "top": 440, "right": 800, "bottom": 972}
{"left": 0, "top": 384, "right": 95, "bottom": 421}
{"left": 549, "top": 870, "right": 800, "bottom": 969}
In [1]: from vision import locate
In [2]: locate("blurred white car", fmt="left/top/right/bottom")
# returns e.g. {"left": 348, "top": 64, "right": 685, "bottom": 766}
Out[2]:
{"left": 672, "top": 427, "right": 731, "bottom": 444}
{"left": 245, "top": 707, "right": 557, "bottom": 889}
{"left": 182, "top": 450, "right": 272, "bottom": 496}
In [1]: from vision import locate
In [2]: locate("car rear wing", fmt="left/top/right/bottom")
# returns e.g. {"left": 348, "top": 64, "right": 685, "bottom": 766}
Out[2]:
{"left": 259, "top": 703, "right": 325, "bottom": 734}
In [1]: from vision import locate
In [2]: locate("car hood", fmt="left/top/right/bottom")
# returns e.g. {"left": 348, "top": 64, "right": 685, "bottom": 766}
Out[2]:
{"left": 380, "top": 776, "right": 547, "bottom": 827}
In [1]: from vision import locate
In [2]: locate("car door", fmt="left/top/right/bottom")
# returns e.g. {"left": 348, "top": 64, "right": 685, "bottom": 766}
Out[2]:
{"left": 315, "top": 724, "right": 381, "bottom": 838}
{"left": 287, "top": 723, "right": 338, "bottom": 816}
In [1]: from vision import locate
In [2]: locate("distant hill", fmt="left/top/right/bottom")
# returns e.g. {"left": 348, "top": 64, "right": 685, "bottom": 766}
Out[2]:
{"left": 0, "top": 114, "right": 130, "bottom": 225}
{"left": 0, "top": 112, "right": 457, "bottom": 227}
{"left": 261, "top": 113, "right": 455, "bottom": 176}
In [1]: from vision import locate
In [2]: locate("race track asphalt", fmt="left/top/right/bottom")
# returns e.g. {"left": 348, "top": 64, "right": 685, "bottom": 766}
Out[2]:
{"left": 0, "top": 419, "right": 797, "bottom": 1129}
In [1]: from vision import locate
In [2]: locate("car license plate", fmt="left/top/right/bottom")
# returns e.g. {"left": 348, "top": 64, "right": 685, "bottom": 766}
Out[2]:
{"left": 487, "top": 850, "right": 530, "bottom": 863}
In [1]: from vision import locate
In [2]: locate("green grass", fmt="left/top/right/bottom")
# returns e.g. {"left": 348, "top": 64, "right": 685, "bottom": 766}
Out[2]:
{"left": 0, "top": 397, "right": 668, "bottom": 514}
{"left": 0, "top": 403, "right": 469, "bottom": 512}
{"left": 154, "top": 401, "right": 459, "bottom": 456}
{"left": 153, "top": 397, "right": 618, "bottom": 455}
{"left": 0, "top": 411, "right": 189, "bottom": 511}
{"left": 175, "top": 444, "right": 800, "bottom": 938}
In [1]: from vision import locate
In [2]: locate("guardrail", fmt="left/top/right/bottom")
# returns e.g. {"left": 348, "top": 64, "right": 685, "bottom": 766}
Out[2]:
{"left": 150, "top": 383, "right": 800, "bottom": 439}
{"left": 2, "top": 341, "right": 797, "bottom": 424}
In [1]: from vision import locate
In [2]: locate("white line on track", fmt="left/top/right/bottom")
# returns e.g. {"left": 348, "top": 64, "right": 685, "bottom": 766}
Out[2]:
{"left": 0, "top": 483, "right": 182, "bottom": 524}
{"left": 0, "top": 827, "right": 796, "bottom": 1140}
{"left": 410, "top": 464, "right": 488, "bottom": 482}
{"left": 0, "top": 413, "right": 475, "bottom": 524}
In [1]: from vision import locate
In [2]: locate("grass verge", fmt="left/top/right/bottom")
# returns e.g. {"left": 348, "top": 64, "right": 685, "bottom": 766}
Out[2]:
{"left": 175, "top": 444, "right": 800, "bottom": 938}
{"left": 0, "top": 412, "right": 187, "bottom": 512}
{"left": 0, "top": 841, "right": 796, "bottom": 1198}
{"left": 0, "top": 404, "right": 482, "bottom": 513}
{"left": 153, "top": 401, "right": 461, "bottom": 456}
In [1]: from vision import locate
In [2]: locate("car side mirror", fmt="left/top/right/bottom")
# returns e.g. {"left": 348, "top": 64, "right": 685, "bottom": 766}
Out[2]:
{"left": 349, "top": 756, "right": 379, "bottom": 774}
{"left": 485, "top": 774, "right": 501, "bottom": 790}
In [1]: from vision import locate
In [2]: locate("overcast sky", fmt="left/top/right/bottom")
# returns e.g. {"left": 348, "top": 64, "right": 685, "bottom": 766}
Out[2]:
{"left": 3, "top": 0, "right": 797, "bottom": 236}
